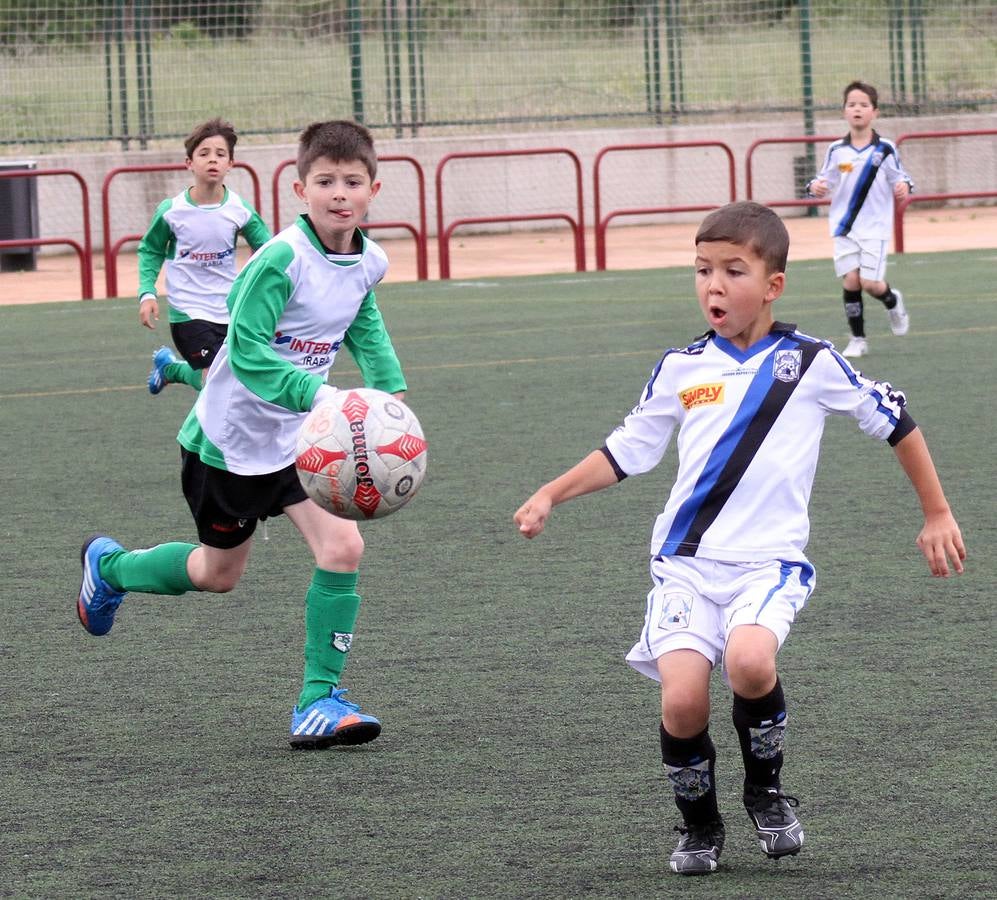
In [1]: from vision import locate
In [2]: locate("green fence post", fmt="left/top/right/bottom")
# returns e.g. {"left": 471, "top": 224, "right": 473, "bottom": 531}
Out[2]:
{"left": 348, "top": 0, "right": 364, "bottom": 123}
{"left": 643, "top": 1, "right": 663, "bottom": 124}
{"left": 135, "top": 0, "right": 148, "bottom": 149}
{"left": 406, "top": 0, "right": 423, "bottom": 136}
{"left": 799, "top": 0, "right": 817, "bottom": 215}
{"left": 115, "top": 0, "right": 129, "bottom": 150}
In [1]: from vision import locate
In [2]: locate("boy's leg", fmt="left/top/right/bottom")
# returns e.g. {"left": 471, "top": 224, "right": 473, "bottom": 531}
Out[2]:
{"left": 149, "top": 346, "right": 204, "bottom": 393}
{"left": 725, "top": 624, "right": 804, "bottom": 859}
{"left": 284, "top": 499, "right": 380, "bottom": 749}
{"left": 860, "top": 241, "right": 909, "bottom": 336}
{"left": 657, "top": 649, "right": 725, "bottom": 876}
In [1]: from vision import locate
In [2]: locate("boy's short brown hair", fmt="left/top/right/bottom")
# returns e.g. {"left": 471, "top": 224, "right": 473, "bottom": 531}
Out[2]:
{"left": 184, "top": 118, "right": 237, "bottom": 160}
{"left": 297, "top": 120, "right": 377, "bottom": 182}
{"left": 695, "top": 201, "right": 789, "bottom": 274}
{"left": 843, "top": 80, "right": 879, "bottom": 108}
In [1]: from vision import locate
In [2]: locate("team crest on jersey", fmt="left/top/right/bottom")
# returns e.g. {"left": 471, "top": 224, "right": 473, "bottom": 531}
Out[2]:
{"left": 679, "top": 382, "right": 724, "bottom": 410}
{"left": 773, "top": 349, "right": 802, "bottom": 383}
{"left": 871, "top": 151, "right": 884, "bottom": 166}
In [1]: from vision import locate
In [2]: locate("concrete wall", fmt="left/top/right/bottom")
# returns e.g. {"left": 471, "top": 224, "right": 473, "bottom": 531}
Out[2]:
{"left": 4, "top": 111, "right": 995, "bottom": 254}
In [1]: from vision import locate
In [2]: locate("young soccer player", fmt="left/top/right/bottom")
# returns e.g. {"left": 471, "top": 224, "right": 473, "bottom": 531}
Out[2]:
{"left": 137, "top": 117, "right": 271, "bottom": 393}
{"left": 514, "top": 201, "right": 965, "bottom": 875}
{"left": 78, "top": 120, "right": 407, "bottom": 749}
{"left": 807, "top": 81, "right": 914, "bottom": 358}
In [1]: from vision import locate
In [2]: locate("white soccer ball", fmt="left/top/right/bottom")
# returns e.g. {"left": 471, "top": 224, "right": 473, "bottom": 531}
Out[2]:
{"left": 295, "top": 388, "right": 428, "bottom": 520}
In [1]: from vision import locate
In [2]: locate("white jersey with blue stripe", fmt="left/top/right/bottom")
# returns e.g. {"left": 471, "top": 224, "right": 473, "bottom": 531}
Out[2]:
{"left": 811, "top": 131, "right": 914, "bottom": 239}
{"left": 604, "top": 323, "right": 911, "bottom": 564}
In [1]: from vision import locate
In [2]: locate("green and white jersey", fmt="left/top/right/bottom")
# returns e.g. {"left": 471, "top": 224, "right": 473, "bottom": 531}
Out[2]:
{"left": 177, "top": 216, "right": 406, "bottom": 475}
{"left": 136, "top": 187, "right": 271, "bottom": 323}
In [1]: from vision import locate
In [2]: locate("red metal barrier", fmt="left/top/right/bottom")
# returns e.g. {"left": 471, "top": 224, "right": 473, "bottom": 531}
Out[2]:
{"left": 593, "top": 142, "right": 737, "bottom": 271}
{"left": 101, "top": 162, "right": 261, "bottom": 298}
{"left": 271, "top": 156, "right": 429, "bottom": 281}
{"left": 744, "top": 135, "right": 839, "bottom": 206}
{"left": 893, "top": 129, "right": 997, "bottom": 253}
{"left": 0, "top": 168, "right": 93, "bottom": 299}
{"left": 435, "top": 148, "right": 585, "bottom": 280}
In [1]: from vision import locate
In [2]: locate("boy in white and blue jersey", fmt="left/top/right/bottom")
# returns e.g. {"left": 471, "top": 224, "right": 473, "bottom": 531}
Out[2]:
{"left": 78, "top": 121, "right": 407, "bottom": 750}
{"left": 137, "top": 118, "right": 271, "bottom": 392}
{"left": 515, "top": 202, "right": 965, "bottom": 876}
{"left": 807, "top": 81, "right": 914, "bottom": 358}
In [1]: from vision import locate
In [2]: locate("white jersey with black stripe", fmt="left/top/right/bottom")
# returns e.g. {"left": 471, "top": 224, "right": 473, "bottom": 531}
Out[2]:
{"left": 811, "top": 131, "right": 914, "bottom": 240}
{"left": 604, "top": 324, "right": 910, "bottom": 563}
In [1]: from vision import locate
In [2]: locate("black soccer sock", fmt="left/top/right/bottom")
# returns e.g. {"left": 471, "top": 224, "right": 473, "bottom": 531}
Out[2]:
{"left": 660, "top": 723, "right": 721, "bottom": 825}
{"left": 732, "top": 678, "right": 787, "bottom": 790}
{"left": 873, "top": 283, "right": 898, "bottom": 309}
{"left": 843, "top": 288, "right": 864, "bottom": 337}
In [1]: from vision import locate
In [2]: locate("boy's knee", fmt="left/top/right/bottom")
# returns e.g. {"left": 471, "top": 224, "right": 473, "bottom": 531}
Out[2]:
{"left": 661, "top": 685, "right": 711, "bottom": 738}
{"left": 726, "top": 652, "right": 777, "bottom": 698}
{"left": 315, "top": 530, "right": 365, "bottom": 571}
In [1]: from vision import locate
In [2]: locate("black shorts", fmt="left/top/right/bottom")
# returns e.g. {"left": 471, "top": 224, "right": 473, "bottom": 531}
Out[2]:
{"left": 170, "top": 319, "right": 229, "bottom": 370}
{"left": 181, "top": 448, "right": 308, "bottom": 549}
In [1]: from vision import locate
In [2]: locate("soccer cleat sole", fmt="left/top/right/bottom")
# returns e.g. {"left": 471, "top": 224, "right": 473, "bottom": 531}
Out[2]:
{"left": 289, "top": 718, "right": 382, "bottom": 750}
{"left": 761, "top": 843, "right": 803, "bottom": 859}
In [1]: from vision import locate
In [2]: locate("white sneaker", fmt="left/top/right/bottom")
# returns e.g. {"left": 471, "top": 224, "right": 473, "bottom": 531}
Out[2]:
{"left": 887, "top": 290, "right": 910, "bottom": 335}
{"left": 842, "top": 336, "right": 868, "bottom": 358}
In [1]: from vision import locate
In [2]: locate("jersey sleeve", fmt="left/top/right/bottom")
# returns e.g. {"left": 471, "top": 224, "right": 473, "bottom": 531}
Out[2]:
{"left": 816, "top": 347, "right": 910, "bottom": 441}
{"left": 604, "top": 355, "right": 682, "bottom": 475}
{"left": 225, "top": 243, "right": 325, "bottom": 412}
{"left": 808, "top": 143, "right": 840, "bottom": 195}
{"left": 136, "top": 199, "right": 174, "bottom": 300}
{"left": 883, "top": 144, "right": 915, "bottom": 192}
{"left": 342, "top": 290, "right": 408, "bottom": 394}
{"left": 238, "top": 201, "right": 273, "bottom": 250}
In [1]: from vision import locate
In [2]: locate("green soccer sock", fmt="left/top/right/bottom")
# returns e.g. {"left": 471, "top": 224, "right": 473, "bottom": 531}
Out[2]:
{"left": 164, "top": 362, "right": 203, "bottom": 391}
{"left": 297, "top": 569, "right": 361, "bottom": 711}
{"left": 99, "top": 542, "right": 198, "bottom": 595}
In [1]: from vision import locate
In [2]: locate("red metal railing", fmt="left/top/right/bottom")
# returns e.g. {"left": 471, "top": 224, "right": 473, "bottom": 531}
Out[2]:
{"left": 593, "top": 142, "right": 737, "bottom": 270}
{"left": 893, "top": 129, "right": 997, "bottom": 252}
{"left": 101, "top": 162, "right": 261, "bottom": 298}
{"left": 435, "top": 148, "right": 585, "bottom": 280}
{"left": 0, "top": 168, "right": 93, "bottom": 299}
{"left": 271, "top": 156, "right": 429, "bottom": 280}
{"left": 743, "top": 135, "right": 839, "bottom": 207}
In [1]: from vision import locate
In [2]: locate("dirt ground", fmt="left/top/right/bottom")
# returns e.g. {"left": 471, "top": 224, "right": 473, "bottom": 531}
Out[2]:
{"left": 1, "top": 206, "right": 995, "bottom": 305}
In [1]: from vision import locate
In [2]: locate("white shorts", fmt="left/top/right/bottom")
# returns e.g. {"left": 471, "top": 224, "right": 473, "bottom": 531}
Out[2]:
{"left": 833, "top": 235, "right": 888, "bottom": 281}
{"left": 625, "top": 556, "right": 816, "bottom": 682}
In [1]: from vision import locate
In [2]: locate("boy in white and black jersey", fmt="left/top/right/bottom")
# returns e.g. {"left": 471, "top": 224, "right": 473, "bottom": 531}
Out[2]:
{"left": 78, "top": 121, "right": 407, "bottom": 750}
{"left": 514, "top": 202, "right": 965, "bottom": 876}
{"left": 137, "top": 118, "right": 271, "bottom": 393}
{"left": 807, "top": 81, "right": 914, "bottom": 358}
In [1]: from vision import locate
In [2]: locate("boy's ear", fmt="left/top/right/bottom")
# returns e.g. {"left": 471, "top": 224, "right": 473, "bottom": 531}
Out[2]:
{"left": 292, "top": 179, "right": 307, "bottom": 202}
{"left": 765, "top": 271, "right": 786, "bottom": 303}
{"left": 369, "top": 179, "right": 382, "bottom": 200}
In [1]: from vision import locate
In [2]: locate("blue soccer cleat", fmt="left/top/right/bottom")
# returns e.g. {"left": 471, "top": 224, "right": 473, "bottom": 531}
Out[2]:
{"left": 148, "top": 345, "right": 177, "bottom": 395}
{"left": 76, "top": 534, "right": 127, "bottom": 636}
{"left": 289, "top": 688, "right": 382, "bottom": 750}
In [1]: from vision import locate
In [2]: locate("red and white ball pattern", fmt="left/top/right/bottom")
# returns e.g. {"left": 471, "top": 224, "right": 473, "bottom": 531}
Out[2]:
{"left": 295, "top": 388, "right": 428, "bottom": 520}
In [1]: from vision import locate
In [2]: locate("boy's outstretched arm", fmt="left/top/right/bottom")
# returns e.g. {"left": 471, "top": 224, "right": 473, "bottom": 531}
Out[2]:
{"left": 892, "top": 428, "right": 966, "bottom": 577}
{"left": 514, "top": 449, "right": 620, "bottom": 539}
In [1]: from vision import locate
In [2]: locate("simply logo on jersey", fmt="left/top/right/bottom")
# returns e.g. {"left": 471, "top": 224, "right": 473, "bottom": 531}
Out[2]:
{"left": 773, "top": 350, "right": 802, "bottom": 383}
{"left": 331, "top": 632, "right": 353, "bottom": 653}
{"left": 679, "top": 382, "right": 724, "bottom": 410}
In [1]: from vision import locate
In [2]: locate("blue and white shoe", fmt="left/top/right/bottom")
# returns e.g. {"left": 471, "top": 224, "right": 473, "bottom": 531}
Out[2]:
{"left": 76, "top": 534, "right": 127, "bottom": 636}
{"left": 148, "top": 346, "right": 177, "bottom": 395}
{"left": 289, "top": 688, "right": 382, "bottom": 749}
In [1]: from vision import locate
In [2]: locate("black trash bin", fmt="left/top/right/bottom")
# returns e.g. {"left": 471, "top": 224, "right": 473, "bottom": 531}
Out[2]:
{"left": 0, "top": 161, "right": 40, "bottom": 272}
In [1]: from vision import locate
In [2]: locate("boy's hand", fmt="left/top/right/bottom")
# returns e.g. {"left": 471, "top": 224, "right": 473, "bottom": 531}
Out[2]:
{"left": 894, "top": 181, "right": 911, "bottom": 201}
{"left": 809, "top": 178, "right": 830, "bottom": 198}
{"left": 139, "top": 297, "right": 159, "bottom": 329}
{"left": 514, "top": 491, "right": 553, "bottom": 539}
{"left": 916, "top": 511, "right": 966, "bottom": 577}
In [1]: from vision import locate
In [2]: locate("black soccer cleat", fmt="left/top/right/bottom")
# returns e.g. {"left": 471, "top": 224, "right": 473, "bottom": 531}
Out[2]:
{"left": 744, "top": 784, "right": 804, "bottom": 858}
{"left": 669, "top": 819, "right": 725, "bottom": 875}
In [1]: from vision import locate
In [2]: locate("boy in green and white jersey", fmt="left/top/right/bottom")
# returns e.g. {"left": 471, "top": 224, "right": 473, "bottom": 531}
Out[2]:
{"left": 78, "top": 120, "right": 407, "bottom": 749}
{"left": 138, "top": 118, "right": 271, "bottom": 393}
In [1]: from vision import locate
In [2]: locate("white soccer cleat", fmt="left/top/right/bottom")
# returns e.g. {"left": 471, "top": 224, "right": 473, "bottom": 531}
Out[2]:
{"left": 841, "top": 336, "right": 869, "bottom": 358}
{"left": 888, "top": 290, "right": 910, "bottom": 336}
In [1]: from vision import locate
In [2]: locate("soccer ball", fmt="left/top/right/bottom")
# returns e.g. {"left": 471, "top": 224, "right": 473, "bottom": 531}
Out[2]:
{"left": 295, "top": 388, "right": 428, "bottom": 520}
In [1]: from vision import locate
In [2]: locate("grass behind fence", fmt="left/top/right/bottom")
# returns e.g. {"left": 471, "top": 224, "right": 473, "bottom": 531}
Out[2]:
{"left": 0, "top": 250, "right": 993, "bottom": 897}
